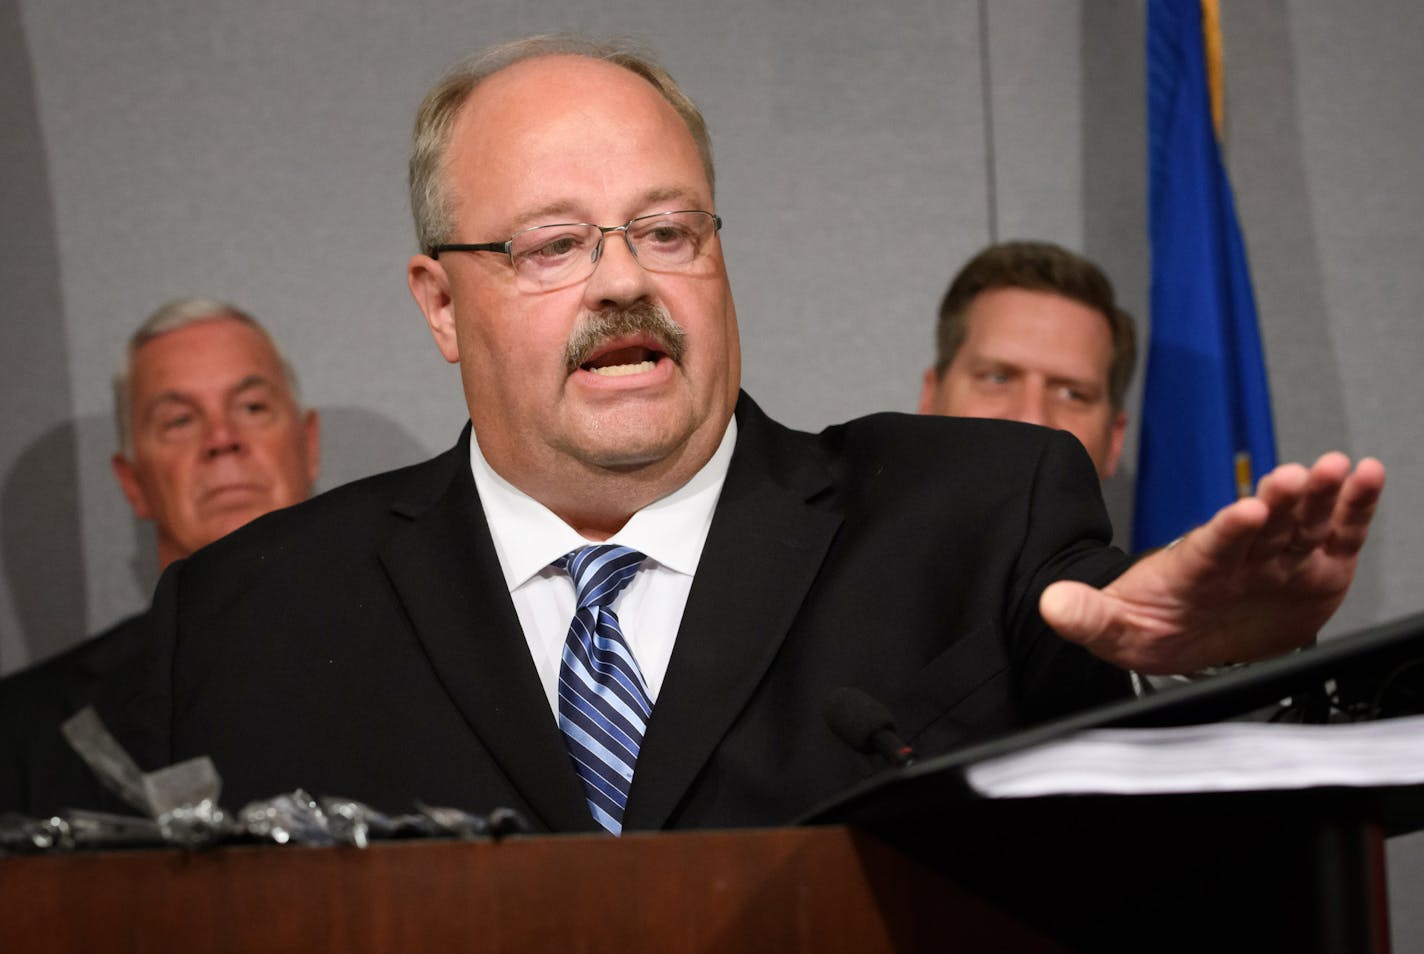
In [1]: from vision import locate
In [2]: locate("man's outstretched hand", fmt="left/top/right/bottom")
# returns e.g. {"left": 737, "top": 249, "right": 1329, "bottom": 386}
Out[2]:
{"left": 1041, "top": 453, "right": 1386, "bottom": 675}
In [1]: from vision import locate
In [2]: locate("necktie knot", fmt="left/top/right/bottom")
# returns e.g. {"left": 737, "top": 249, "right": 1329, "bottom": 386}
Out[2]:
{"left": 559, "top": 545, "right": 646, "bottom": 612}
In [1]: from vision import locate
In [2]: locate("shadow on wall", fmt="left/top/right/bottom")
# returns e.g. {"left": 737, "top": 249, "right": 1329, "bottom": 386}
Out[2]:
{"left": 0, "top": 0, "right": 79, "bottom": 672}
{"left": 310, "top": 407, "right": 433, "bottom": 493}
{"left": 1, "top": 420, "right": 90, "bottom": 667}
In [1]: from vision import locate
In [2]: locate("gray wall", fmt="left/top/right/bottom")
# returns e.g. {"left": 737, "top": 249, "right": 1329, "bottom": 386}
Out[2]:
{"left": 2, "top": 0, "right": 1422, "bottom": 943}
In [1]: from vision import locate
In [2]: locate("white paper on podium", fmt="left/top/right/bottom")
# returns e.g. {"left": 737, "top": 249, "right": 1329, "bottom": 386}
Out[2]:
{"left": 965, "top": 713, "right": 1424, "bottom": 798}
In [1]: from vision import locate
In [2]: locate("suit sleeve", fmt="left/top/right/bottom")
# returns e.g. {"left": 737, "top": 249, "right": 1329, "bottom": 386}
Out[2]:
{"left": 1005, "top": 429, "right": 1136, "bottom": 721}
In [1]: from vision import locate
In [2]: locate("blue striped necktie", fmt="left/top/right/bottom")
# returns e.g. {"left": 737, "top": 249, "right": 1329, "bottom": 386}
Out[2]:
{"left": 556, "top": 544, "right": 652, "bottom": 835}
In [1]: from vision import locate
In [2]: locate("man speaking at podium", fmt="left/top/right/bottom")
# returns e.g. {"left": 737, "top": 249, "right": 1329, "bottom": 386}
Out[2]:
{"left": 68, "top": 36, "right": 1383, "bottom": 835}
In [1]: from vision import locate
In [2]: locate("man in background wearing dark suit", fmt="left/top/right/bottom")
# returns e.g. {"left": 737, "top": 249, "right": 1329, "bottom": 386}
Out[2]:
{"left": 0, "top": 298, "right": 318, "bottom": 814}
{"left": 12, "top": 36, "right": 1383, "bottom": 832}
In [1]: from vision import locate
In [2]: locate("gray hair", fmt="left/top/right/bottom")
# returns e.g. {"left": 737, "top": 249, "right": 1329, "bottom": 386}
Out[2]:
{"left": 113, "top": 297, "right": 302, "bottom": 455}
{"left": 409, "top": 34, "right": 716, "bottom": 254}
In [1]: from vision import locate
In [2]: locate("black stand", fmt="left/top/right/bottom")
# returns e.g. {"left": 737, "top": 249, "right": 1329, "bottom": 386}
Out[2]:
{"left": 811, "top": 785, "right": 1397, "bottom": 952}
{"left": 802, "top": 610, "right": 1424, "bottom": 952}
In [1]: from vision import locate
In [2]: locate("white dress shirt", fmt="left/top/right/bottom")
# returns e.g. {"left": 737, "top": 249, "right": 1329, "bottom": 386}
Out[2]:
{"left": 470, "top": 420, "right": 737, "bottom": 717}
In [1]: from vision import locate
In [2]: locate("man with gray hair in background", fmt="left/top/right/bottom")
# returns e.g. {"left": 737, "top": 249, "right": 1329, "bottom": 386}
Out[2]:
{"left": 0, "top": 297, "right": 319, "bottom": 814}
{"left": 111, "top": 297, "right": 319, "bottom": 571}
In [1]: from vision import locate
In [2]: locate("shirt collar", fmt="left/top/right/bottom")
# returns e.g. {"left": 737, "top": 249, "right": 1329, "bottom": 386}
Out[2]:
{"left": 470, "top": 418, "right": 738, "bottom": 591}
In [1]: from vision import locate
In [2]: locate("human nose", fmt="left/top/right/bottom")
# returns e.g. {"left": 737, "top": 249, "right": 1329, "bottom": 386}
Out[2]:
{"left": 202, "top": 411, "right": 246, "bottom": 458}
{"left": 1015, "top": 384, "right": 1051, "bottom": 428}
{"left": 583, "top": 225, "right": 652, "bottom": 308}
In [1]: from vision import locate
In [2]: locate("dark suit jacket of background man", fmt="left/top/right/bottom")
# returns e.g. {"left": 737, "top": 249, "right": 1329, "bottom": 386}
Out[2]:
{"left": 78, "top": 393, "right": 1135, "bottom": 830}
{"left": 0, "top": 614, "right": 151, "bottom": 815}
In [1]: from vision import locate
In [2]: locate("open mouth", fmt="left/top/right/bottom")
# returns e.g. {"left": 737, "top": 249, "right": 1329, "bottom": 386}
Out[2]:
{"left": 564, "top": 305, "right": 687, "bottom": 376}
{"left": 581, "top": 343, "right": 664, "bottom": 377}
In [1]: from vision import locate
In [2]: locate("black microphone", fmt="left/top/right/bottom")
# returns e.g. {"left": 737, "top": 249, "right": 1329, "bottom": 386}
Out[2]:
{"left": 824, "top": 687, "right": 918, "bottom": 768}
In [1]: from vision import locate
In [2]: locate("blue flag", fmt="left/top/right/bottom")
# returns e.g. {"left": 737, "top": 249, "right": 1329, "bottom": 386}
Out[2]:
{"left": 1134, "top": 0, "right": 1276, "bottom": 550}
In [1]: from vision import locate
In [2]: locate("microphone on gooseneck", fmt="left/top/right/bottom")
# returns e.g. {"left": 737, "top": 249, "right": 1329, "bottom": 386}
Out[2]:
{"left": 824, "top": 686, "right": 918, "bottom": 769}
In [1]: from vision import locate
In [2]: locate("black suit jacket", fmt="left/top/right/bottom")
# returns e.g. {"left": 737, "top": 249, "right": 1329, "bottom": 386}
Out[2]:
{"left": 55, "top": 394, "right": 1133, "bottom": 829}
{"left": 0, "top": 614, "right": 151, "bottom": 815}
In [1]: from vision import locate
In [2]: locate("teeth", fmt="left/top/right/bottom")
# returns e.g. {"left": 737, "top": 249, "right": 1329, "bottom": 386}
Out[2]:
{"left": 590, "top": 360, "right": 656, "bottom": 377}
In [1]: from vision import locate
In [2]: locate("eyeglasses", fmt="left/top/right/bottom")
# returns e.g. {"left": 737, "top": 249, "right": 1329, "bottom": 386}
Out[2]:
{"left": 430, "top": 210, "right": 723, "bottom": 292}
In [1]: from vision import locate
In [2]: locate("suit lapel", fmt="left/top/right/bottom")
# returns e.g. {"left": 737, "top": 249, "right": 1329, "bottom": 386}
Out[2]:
{"left": 377, "top": 429, "right": 591, "bottom": 831}
{"left": 625, "top": 397, "right": 842, "bottom": 829}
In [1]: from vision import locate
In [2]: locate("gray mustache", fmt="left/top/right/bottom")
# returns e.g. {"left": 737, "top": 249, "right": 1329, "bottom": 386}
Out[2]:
{"left": 564, "top": 302, "right": 688, "bottom": 372}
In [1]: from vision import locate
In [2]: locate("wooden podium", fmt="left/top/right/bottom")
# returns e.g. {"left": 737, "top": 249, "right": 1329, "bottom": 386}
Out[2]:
{"left": 1, "top": 787, "right": 1403, "bottom": 953}
{"left": 0, "top": 826, "right": 1064, "bottom": 953}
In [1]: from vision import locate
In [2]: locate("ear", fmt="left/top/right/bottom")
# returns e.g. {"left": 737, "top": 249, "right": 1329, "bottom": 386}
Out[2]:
{"left": 917, "top": 366, "right": 943, "bottom": 415}
{"left": 111, "top": 453, "right": 152, "bottom": 520}
{"left": 300, "top": 409, "right": 321, "bottom": 490}
{"left": 1102, "top": 409, "right": 1128, "bottom": 478}
{"left": 407, "top": 254, "right": 460, "bottom": 363}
